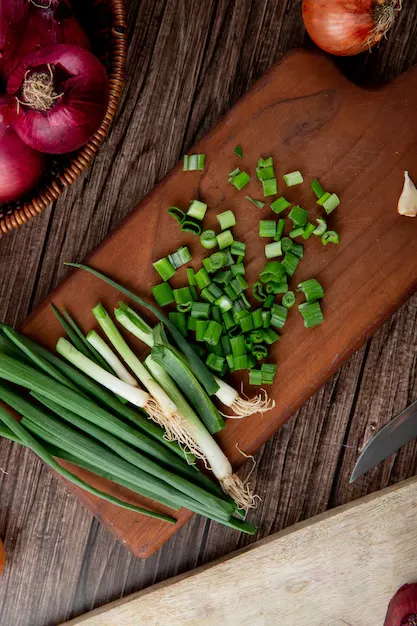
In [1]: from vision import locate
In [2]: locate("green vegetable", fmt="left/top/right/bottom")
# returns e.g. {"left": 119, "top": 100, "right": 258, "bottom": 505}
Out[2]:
{"left": 288, "top": 205, "right": 308, "bottom": 227}
{"left": 313, "top": 217, "right": 327, "bottom": 236}
{"left": 270, "top": 304, "right": 288, "bottom": 329}
{"left": 282, "top": 252, "right": 299, "bottom": 276}
{"left": 246, "top": 195, "right": 265, "bottom": 209}
{"left": 262, "top": 178, "right": 277, "bottom": 197}
{"left": 217, "top": 210, "right": 236, "bottom": 230}
{"left": 311, "top": 178, "right": 325, "bottom": 199}
{"left": 217, "top": 230, "right": 234, "bottom": 250}
{"left": 168, "top": 206, "right": 185, "bottom": 224}
{"left": 265, "top": 241, "right": 282, "bottom": 259}
{"left": 297, "top": 279, "right": 324, "bottom": 302}
{"left": 302, "top": 222, "right": 316, "bottom": 240}
{"left": 153, "top": 257, "right": 176, "bottom": 281}
{"left": 322, "top": 193, "right": 340, "bottom": 214}
{"left": 234, "top": 145, "right": 243, "bottom": 158}
{"left": 283, "top": 170, "right": 303, "bottom": 187}
{"left": 187, "top": 199, "right": 208, "bottom": 221}
{"left": 152, "top": 282, "right": 175, "bottom": 307}
{"left": 181, "top": 217, "right": 202, "bottom": 235}
{"left": 282, "top": 290, "right": 296, "bottom": 308}
{"left": 259, "top": 220, "right": 277, "bottom": 238}
{"left": 230, "top": 241, "right": 246, "bottom": 256}
{"left": 228, "top": 168, "right": 250, "bottom": 190}
{"left": 168, "top": 246, "right": 192, "bottom": 269}
{"left": 298, "top": 301, "right": 324, "bottom": 328}
{"left": 183, "top": 154, "right": 205, "bottom": 171}
{"left": 322, "top": 230, "right": 340, "bottom": 245}
{"left": 270, "top": 197, "right": 290, "bottom": 215}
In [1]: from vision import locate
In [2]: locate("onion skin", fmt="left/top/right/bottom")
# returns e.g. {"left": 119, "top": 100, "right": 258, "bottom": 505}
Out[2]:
{"left": 384, "top": 583, "right": 417, "bottom": 625}
{"left": 0, "top": 0, "right": 27, "bottom": 71}
{"left": 0, "top": 107, "right": 45, "bottom": 204}
{"left": 302, "top": 0, "right": 401, "bottom": 56}
{"left": 7, "top": 44, "right": 109, "bottom": 155}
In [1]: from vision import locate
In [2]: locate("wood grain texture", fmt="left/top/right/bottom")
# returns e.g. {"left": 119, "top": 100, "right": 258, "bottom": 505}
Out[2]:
{"left": 63, "top": 476, "right": 417, "bottom": 626}
{"left": 0, "top": 1, "right": 416, "bottom": 625}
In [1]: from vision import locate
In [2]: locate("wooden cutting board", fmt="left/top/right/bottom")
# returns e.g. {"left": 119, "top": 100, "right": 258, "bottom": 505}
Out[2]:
{"left": 63, "top": 476, "right": 417, "bottom": 626}
{"left": 20, "top": 49, "right": 417, "bottom": 558}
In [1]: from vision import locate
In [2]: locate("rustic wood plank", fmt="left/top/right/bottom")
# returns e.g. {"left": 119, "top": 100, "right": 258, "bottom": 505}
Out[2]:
{"left": 0, "top": 1, "right": 416, "bottom": 625}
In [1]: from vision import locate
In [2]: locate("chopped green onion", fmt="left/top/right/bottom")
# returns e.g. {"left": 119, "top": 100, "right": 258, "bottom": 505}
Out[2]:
{"left": 274, "top": 218, "right": 286, "bottom": 242}
{"left": 187, "top": 316, "right": 197, "bottom": 331}
{"left": 222, "top": 311, "right": 236, "bottom": 331}
{"left": 317, "top": 191, "right": 331, "bottom": 206}
{"left": 187, "top": 200, "right": 207, "bottom": 221}
{"left": 262, "top": 178, "right": 277, "bottom": 197}
{"left": 311, "top": 178, "right": 325, "bottom": 199}
{"left": 152, "top": 258, "right": 176, "bottom": 282}
{"left": 224, "top": 284, "right": 238, "bottom": 301}
{"left": 215, "top": 295, "right": 233, "bottom": 313}
{"left": 186, "top": 268, "right": 197, "bottom": 286}
{"left": 261, "top": 362, "right": 277, "bottom": 384}
{"left": 298, "top": 301, "right": 324, "bottom": 328}
{"left": 200, "top": 230, "right": 217, "bottom": 250}
{"left": 256, "top": 157, "right": 275, "bottom": 181}
{"left": 228, "top": 168, "right": 250, "bottom": 190}
{"left": 168, "top": 246, "right": 192, "bottom": 269}
{"left": 282, "top": 252, "right": 299, "bottom": 276}
{"left": 322, "top": 230, "right": 340, "bottom": 245}
{"left": 239, "top": 313, "right": 253, "bottom": 333}
{"left": 226, "top": 354, "right": 235, "bottom": 371}
{"left": 289, "top": 227, "right": 304, "bottom": 238}
{"left": 190, "top": 286, "right": 198, "bottom": 302}
{"left": 181, "top": 217, "right": 202, "bottom": 235}
{"left": 259, "top": 220, "right": 277, "bottom": 238}
{"left": 282, "top": 290, "right": 296, "bottom": 308}
{"left": 206, "top": 251, "right": 228, "bottom": 273}
{"left": 230, "top": 336, "right": 246, "bottom": 357}
{"left": 283, "top": 170, "right": 304, "bottom": 187}
{"left": 221, "top": 335, "right": 231, "bottom": 355}
{"left": 204, "top": 321, "right": 223, "bottom": 346}
{"left": 291, "top": 242, "right": 304, "bottom": 259}
{"left": 206, "top": 353, "right": 225, "bottom": 373}
{"left": 302, "top": 222, "right": 316, "bottom": 240}
{"left": 270, "top": 197, "right": 290, "bottom": 215}
{"left": 230, "top": 241, "right": 246, "bottom": 256}
{"left": 211, "top": 306, "right": 222, "bottom": 324}
{"left": 266, "top": 281, "right": 287, "bottom": 294}
{"left": 298, "top": 278, "right": 324, "bottom": 302}
{"left": 195, "top": 268, "right": 211, "bottom": 290}
{"left": 191, "top": 302, "right": 210, "bottom": 319}
{"left": 280, "top": 237, "right": 293, "bottom": 253}
{"left": 323, "top": 193, "right": 340, "bottom": 215}
{"left": 231, "top": 263, "right": 245, "bottom": 276}
{"left": 251, "top": 309, "right": 263, "bottom": 329}
{"left": 289, "top": 205, "right": 308, "bottom": 227}
{"left": 233, "top": 355, "right": 250, "bottom": 371}
{"left": 246, "top": 195, "right": 265, "bottom": 209}
{"left": 252, "top": 281, "right": 266, "bottom": 301}
{"left": 270, "top": 304, "right": 288, "bottom": 329}
{"left": 207, "top": 283, "right": 223, "bottom": 299}
{"left": 217, "top": 210, "right": 236, "bottom": 230}
{"left": 169, "top": 312, "right": 188, "bottom": 337}
{"left": 225, "top": 249, "right": 234, "bottom": 266}
{"left": 265, "top": 241, "right": 282, "bottom": 259}
{"left": 262, "top": 310, "right": 271, "bottom": 328}
{"left": 234, "top": 145, "right": 243, "bottom": 158}
{"left": 313, "top": 217, "right": 327, "bottom": 236}
{"left": 174, "top": 286, "right": 193, "bottom": 307}
{"left": 259, "top": 261, "right": 285, "bottom": 283}
{"left": 249, "top": 369, "right": 262, "bottom": 385}
{"left": 168, "top": 206, "right": 185, "bottom": 224}
{"left": 236, "top": 254, "right": 245, "bottom": 264}
{"left": 263, "top": 294, "right": 275, "bottom": 308}
{"left": 216, "top": 230, "right": 234, "bottom": 250}
{"left": 183, "top": 154, "right": 205, "bottom": 171}
{"left": 152, "top": 282, "right": 175, "bottom": 307}
{"left": 262, "top": 327, "right": 280, "bottom": 344}
{"left": 196, "top": 320, "right": 208, "bottom": 342}
{"left": 252, "top": 344, "right": 268, "bottom": 361}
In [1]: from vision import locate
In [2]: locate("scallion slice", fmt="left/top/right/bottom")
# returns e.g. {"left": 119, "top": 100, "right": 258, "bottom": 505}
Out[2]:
{"left": 204, "top": 321, "right": 223, "bottom": 346}
{"left": 280, "top": 237, "right": 293, "bottom": 253}
{"left": 259, "top": 261, "right": 285, "bottom": 283}
{"left": 191, "top": 302, "right": 210, "bottom": 319}
{"left": 228, "top": 168, "right": 250, "bottom": 190}
{"left": 216, "top": 230, "right": 234, "bottom": 250}
{"left": 298, "top": 301, "right": 324, "bottom": 328}
{"left": 317, "top": 191, "right": 331, "bottom": 206}
{"left": 206, "top": 353, "right": 226, "bottom": 373}
{"left": 282, "top": 252, "right": 299, "bottom": 277}
{"left": 259, "top": 220, "right": 277, "bottom": 238}
{"left": 217, "top": 210, "right": 236, "bottom": 230}
{"left": 169, "top": 312, "right": 188, "bottom": 337}
{"left": 322, "top": 230, "right": 340, "bottom": 245}
{"left": 322, "top": 193, "right": 340, "bottom": 215}
{"left": 181, "top": 217, "right": 202, "bottom": 235}
{"left": 230, "top": 241, "right": 246, "bottom": 256}
{"left": 252, "top": 344, "right": 268, "bottom": 361}
{"left": 313, "top": 217, "right": 327, "bottom": 236}
{"left": 168, "top": 206, "right": 185, "bottom": 224}
{"left": 230, "top": 263, "right": 245, "bottom": 276}
{"left": 289, "top": 226, "right": 304, "bottom": 239}
{"left": 187, "top": 199, "right": 208, "bottom": 220}
{"left": 261, "top": 362, "right": 277, "bottom": 384}
{"left": 270, "top": 197, "right": 290, "bottom": 215}
{"left": 270, "top": 304, "right": 288, "bottom": 329}
{"left": 262, "top": 178, "right": 277, "bottom": 197}
{"left": 256, "top": 157, "right": 275, "bottom": 181}
{"left": 265, "top": 241, "right": 282, "bottom": 259}
{"left": 289, "top": 205, "right": 308, "bottom": 227}
{"left": 200, "top": 229, "right": 217, "bottom": 250}
{"left": 234, "top": 145, "right": 243, "bottom": 159}
{"left": 297, "top": 278, "right": 324, "bottom": 302}
{"left": 153, "top": 257, "right": 176, "bottom": 281}
{"left": 274, "top": 218, "right": 286, "bottom": 242}
{"left": 311, "top": 178, "right": 325, "bottom": 199}
{"left": 282, "top": 290, "right": 296, "bottom": 308}
{"left": 290, "top": 242, "right": 304, "bottom": 259}
{"left": 302, "top": 222, "right": 316, "bottom": 240}
{"left": 215, "top": 295, "right": 233, "bottom": 313}
{"left": 283, "top": 170, "right": 304, "bottom": 187}
{"left": 152, "top": 282, "right": 175, "bottom": 307}
{"left": 187, "top": 268, "right": 197, "bottom": 286}
{"left": 246, "top": 195, "right": 265, "bottom": 209}
{"left": 249, "top": 369, "right": 262, "bottom": 385}
{"left": 183, "top": 154, "right": 205, "bottom": 171}
{"left": 195, "top": 268, "right": 211, "bottom": 289}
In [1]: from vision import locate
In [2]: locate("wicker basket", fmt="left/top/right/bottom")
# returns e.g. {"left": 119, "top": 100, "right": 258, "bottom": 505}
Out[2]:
{"left": 0, "top": 0, "right": 128, "bottom": 235}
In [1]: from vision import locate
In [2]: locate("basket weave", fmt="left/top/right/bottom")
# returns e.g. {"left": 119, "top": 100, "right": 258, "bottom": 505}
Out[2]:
{"left": 0, "top": 0, "right": 128, "bottom": 235}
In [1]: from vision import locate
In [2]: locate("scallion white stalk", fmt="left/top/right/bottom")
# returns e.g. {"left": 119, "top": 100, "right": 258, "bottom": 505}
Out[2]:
{"left": 86, "top": 330, "right": 137, "bottom": 386}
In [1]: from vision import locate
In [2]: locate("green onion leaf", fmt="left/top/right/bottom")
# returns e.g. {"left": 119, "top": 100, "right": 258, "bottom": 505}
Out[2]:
{"left": 153, "top": 257, "right": 176, "bottom": 281}
{"left": 217, "top": 210, "right": 236, "bottom": 230}
{"left": 246, "top": 195, "right": 265, "bottom": 209}
{"left": 234, "top": 145, "right": 243, "bottom": 159}
{"left": 321, "top": 230, "right": 340, "bottom": 246}
{"left": 298, "top": 301, "right": 324, "bottom": 328}
{"left": 152, "top": 282, "right": 175, "bottom": 307}
{"left": 283, "top": 170, "right": 304, "bottom": 187}
{"left": 297, "top": 278, "right": 324, "bottom": 302}
{"left": 311, "top": 178, "right": 325, "bottom": 199}
{"left": 183, "top": 154, "right": 205, "bottom": 171}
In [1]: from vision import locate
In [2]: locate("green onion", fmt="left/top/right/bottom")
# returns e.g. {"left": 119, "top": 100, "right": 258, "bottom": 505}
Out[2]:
{"left": 231, "top": 263, "right": 245, "bottom": 276}
{"left": 298, "top": 278, "right": 324, "bottom": 302}
{"left": 282, "top": 252, "right": 299, "bottom": 276}
{"left": 252, "top": 282, "right": 266, "bottom": 302}
{"left": 322, "top": 230, "right": 340, "bottom": 245}
{"left": 259, "top": 220, "right": 277, "bottom": 238}
{"left": 230, "top": 241, "right": 246, "bottom": 256}
{"left": 230, "top": 336, "right": 246, "bottom": 357}
{"left": 181, "top": 217, "right": 202, "bottom": 235}
{"left": 256, "top": 157, "right": 275, "bottom": 181}
{"left": 174, "top": 287, "right": 193, "bottom": 309}
{"left": 168, "top": 206, "right": 185, "bottom": 224}
{"left": 187, "top": 268, "right": 197, "bottom": 286}
{"left": 288, "top": 205, "right": 308, "bottom": 227}
{"left": 50, "top": 304, "right": 91, "bottom": 359}
{"left": 169, "top": 312, "right": 188, "bottom": 337}
{"left": 238, "top": 312, "right": 253, "bottom": 333}
{"left": 214, "top": 270, "right": 232, "bottom": 284}
{"left": 153, "top": 257, "right": 176, "bottom": 281}
{"left": 313, "top": 217, "right": 327, "bottom": 236}
{"left": 270, "top": 197, "right": 290, "bottom": 215}
{"left": 311, "top": 178, "right": 325, "bottom": 199}
{"left": 266, "top": 281, "right": 287, "bottom": 294}
{"left": 262, "top": 328, "right": 280, "bottom": 344}
{"left": 262, "top": 310, "right": 271, "bottom": 328}
{"left": 317, "top": 192, "right": 331, "bottom": 206}
{"left": 262, "top": 178, "right": 277, "bottom": 197}
{"left": 259, "top": 261, "right": 285, "bottom": 283}
{"left": 201, "top": 288, "right": 215, "bottom": 303}
{"left": 274, "top": 218, "right": 286, "bottom": 242}
{"left": 270, "top": 304, "right": 287, "bottom": 329}
{"left": 215, "top": 295, "right": 233, "bottom": 313}
{"left": 187, "top": 199, "right": 207, "bottom": 221}
{"left": 217, "top": 210, "right": 236, "bottom": 230}
{"left": 204, "top": 321, "right": 223, "bottom": 346}
{"left": 206, "top": 353, "right": 225, "bottom": 373}
{"left": 200, "top": 230, "right": 217, "bottom": 250}
{"left": 195, "top": 268, "right": 211, "bottom": 289}
{"left": 183, "top": 154, "right": 205, "bottom": 171}
{"left": 263, "top": 294, "right": 275, "bottom": 309}
{"left": 265, "top": 241, "right": 282, "bottom": 259}
{"left": 291, "top": 242, "right": 304, "bottom": 259}
{"left": 246, "top": 195, "right": 265, "bottom": 209}
{"left": 207, "top": 283, "right": 223, "bottom": 299}
{"left": 251, "top": 344, "right": 268, "bottom": 361}
{"left": 302, "top": 222, "right": 316, "bottom": 240}
{"left": 322, "top": 193, "right": 340, "bottom": 214}
{"left": 298, "top": 301, "right": 324, "bottom": 328}
{"left": 195, "top": 320, "right": 207, "bottom": 341}
{"left": 216, "top": 230, "right": 234, "bottom": 250}
{"left": 168, "top": 246, "right": 192, "bottom": 269}
{"left": 232, "top": 355, "right": 249, "bottom": 370}
{"left": 86, "top": 330, "right": 137, "bottom": 386}
{"left": 251, "top": 309, "right": 263, "bottom": 329}
{"left": 228, "top": 168, "right": 250, "bottom": 190}
{"left": 280, "top": 237, "right": 293, "bottom": 253}
{"left": 282, "top": 290, "right": 296, "bottom": 308}
{"left": 234, "top": 145, "right": 243, "bottom": 158}
{"left": 283, "top": 170, "right": 303, "bottom": 187}
{"left": 152, "top": 282, "right": 175, "bottom": 307}
{"left": 191, "top": 302, "right": 210, "bottom": 319}
{"left": 289, "top": 227, "right": 304, "bottom": 239}
{"left": 249, "top": 369, "right": 262, "bottom": 385}
{"left": 261, "top": 363, "right": 277, "bottom": 384}
{"left": 221, "top": 335, "right": 231, "bottom": 355}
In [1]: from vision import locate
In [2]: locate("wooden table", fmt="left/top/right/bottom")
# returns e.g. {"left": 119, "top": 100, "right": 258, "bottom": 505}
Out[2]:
{"left": 0, "top": 2, "right": 416, "bottom": 625}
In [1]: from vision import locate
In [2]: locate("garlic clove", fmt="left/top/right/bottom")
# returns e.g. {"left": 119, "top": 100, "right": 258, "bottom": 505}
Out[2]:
{"left": 398, "top": 171, "right": 417, "bottom": 217}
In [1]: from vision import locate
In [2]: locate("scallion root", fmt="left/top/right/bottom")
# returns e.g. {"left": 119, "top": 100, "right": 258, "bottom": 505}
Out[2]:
{"left": 222, "top": 389, "right": 275, "bottom": 419}
{"left": 220, "top": 474, "right": 258, "bottom": 511}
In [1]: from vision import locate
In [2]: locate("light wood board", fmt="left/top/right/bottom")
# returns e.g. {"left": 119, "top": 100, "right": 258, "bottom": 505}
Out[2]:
{"left": 64, "top": 476, "right": 417, "bottom": 626}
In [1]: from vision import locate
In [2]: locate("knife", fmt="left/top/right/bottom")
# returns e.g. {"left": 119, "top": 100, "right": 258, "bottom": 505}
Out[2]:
{"left": 350, "top": 399, "right": 417, "bottom": 483}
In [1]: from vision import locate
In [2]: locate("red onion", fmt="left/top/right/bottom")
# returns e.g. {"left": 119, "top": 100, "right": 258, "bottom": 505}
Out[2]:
{"left": 7, "top": 44, "right": 109, "bottom": 154}
{"left": 0, "top": 100, "right": 45, "bottom": 204}
{"left": 302, "top": 0, "right": 402, "bottom": 57}
{"left": 384, "top": 583, "right": 417, "bottom": 626}
{"left": 2, "top": 1, "right": 90, "bottom": 77}
{"left": 0, "top": 0, "right": 27, "bottom": 71}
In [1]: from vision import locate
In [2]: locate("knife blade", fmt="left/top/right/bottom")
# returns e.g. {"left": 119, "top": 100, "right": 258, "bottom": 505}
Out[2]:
{"left": 350, "top": 399, "right": 417, "bottom": 483}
